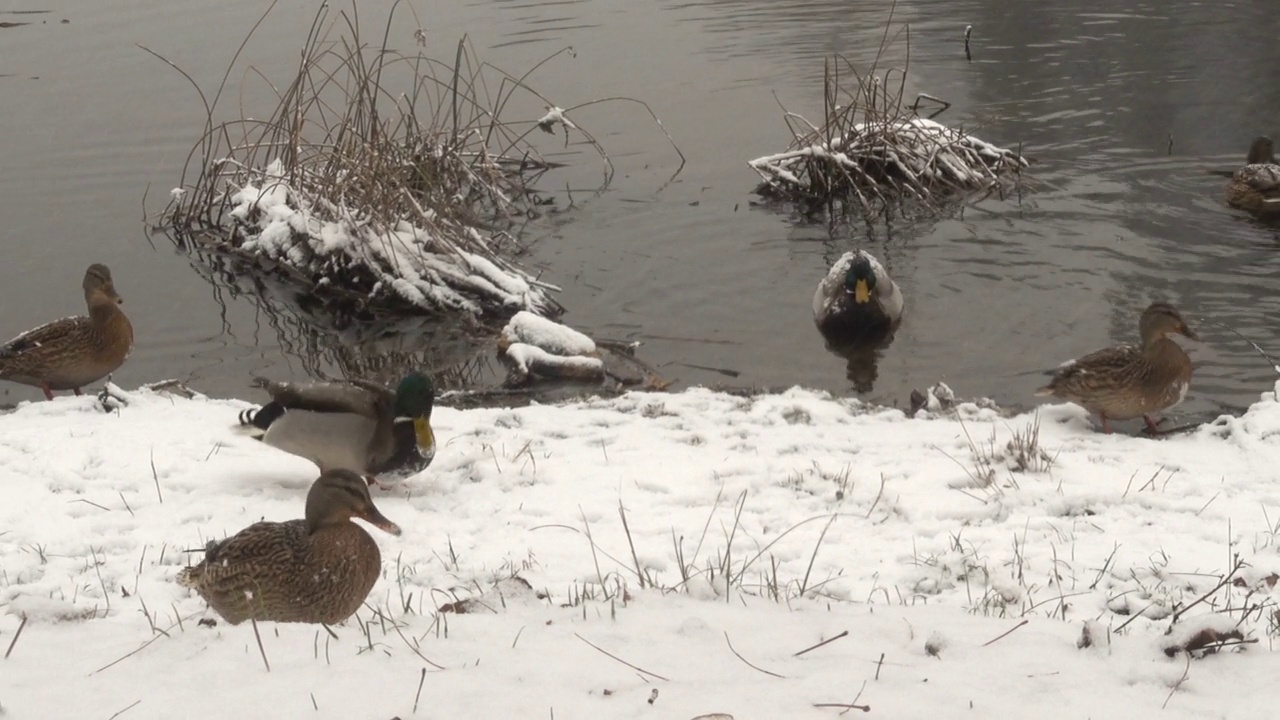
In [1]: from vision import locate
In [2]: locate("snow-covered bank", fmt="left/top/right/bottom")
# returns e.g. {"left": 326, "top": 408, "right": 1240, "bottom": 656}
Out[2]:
{"left": 3, "top": 383, "right": 1280, "bottom": 718}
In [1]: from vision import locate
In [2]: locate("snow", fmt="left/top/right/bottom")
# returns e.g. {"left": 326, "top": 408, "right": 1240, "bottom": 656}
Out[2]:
{"left": 536, "top": 106, "right": 578, "bottom": 134}
{"left": 499, "top": 312, "right": 603, "bottom": 384}
{"left": 503, "top": 311, "right": 597, "bottom": 356}
{"left": 502, "top": 342, "right": 605, "bottom": 384}
{"left": 4, "top": 381, "right": 1280, "bottom": 718}
{"left": 751, "top": 116, "right": 1026, "bottom": 196}
{"left": 216, "top": 159, "right": 559, "bottom": 317}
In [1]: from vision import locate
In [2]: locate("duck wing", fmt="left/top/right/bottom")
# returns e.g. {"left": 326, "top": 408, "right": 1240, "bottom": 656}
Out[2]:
{"left": 1236, "top": 164, "right": 1280, "bottom": 193}
{"left": 0, "top": 316, "right": 89, "bottom": 360}
{"left": 178, "top": 519, "right": 309, "bottom": 588}
{"left": 251, "top": 377, "right": 390, "bottom": 419}
{"left": 812, "top": 252, "right": 854, "bottom": 319}
{"left": 1038, "top": 344, "right": 1141, "bottom": 396}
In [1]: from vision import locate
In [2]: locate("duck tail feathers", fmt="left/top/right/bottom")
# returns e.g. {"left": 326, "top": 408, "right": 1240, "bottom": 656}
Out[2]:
{"left": 238, "top": 402, "right": 285, "bottom": 432}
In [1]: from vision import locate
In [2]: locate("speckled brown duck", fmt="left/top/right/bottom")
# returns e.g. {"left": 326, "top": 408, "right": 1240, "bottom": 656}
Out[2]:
{"left": 177, "top": 469, "right": 402, "bottom": 625}
{"left": 0, "top": 263, "right": 133, "bottom": 400}
{"left": 1036, "top": 303, "right": 1197, "bottom": 434}
{"left": 1225, "top": 136, "right": 1280, "bottom": 216}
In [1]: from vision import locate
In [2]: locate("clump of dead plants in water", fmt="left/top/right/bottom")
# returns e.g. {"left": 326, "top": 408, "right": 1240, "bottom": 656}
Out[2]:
{"left": 157, "top": 2, "right": 676, "bottom": 322}
{"left": 749, "top": 16, "right": 1026, "bottom": 218}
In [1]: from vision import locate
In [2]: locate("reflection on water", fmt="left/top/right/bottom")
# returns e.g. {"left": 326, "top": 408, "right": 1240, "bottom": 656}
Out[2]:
{"left": 831, "top": 346, "right": 885, "bottom": 395}
{"left": 0, "top": 0, "right": 1279, "bottom": 420}
{"left": 178, "top": 251, "right": 501, "bottom": 393}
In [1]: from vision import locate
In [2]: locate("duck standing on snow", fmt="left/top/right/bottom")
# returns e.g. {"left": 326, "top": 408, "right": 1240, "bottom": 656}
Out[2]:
{"left": 177, "top": 469, "right": 401, "bottom": 625}
{"left": 1225, "top": 136, "right": 1280, "bottom": 216}
{"left": 813, "top": 250, "right": 905, "bottom": 347}
{"left": 239, "top": 372, "right": 436, "bottom": 482}
{"left": 0, "top": 263, "right": 133, "bottom": 400}
{"left": 1036, "top": 302, "right": 1197, "bottom": 434}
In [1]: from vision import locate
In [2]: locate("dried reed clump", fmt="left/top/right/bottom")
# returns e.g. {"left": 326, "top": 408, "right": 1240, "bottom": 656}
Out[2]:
{"left": 158, "top": 4, "right": 612, "bottom": 321}
{"left": 748, "top": 27, "right": 1027, "bottom": 215}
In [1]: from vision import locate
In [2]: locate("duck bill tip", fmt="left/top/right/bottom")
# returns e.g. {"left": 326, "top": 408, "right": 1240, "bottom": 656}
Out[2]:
{"left": 365, "top": 511, "right": 402, "bottom": 536}
{"left": 413, "top": 417, "right": 435, "bottom": 453}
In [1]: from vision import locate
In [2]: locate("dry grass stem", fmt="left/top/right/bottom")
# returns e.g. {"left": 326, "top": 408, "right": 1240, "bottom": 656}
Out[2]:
{"left": 251, "top": 618, "right": 271, "bottom": 672}
{"left": 724, "top": 631, "right": 786, "bottom": 678}
{"left": 4, "top": 614, "right": 28, "bottom": 659}
{"left": 413, "top": 667, "right": 427, "bottom": 714}
{"left": 793, "top": 629, "right": 850, "bottom": 657}
{"left": 981, "top": 619, "right": 1029, "bottom": 646}
{"left": 574, "top": 633, "right": 670, "bottom": 681}
{"left": 107, "top": 700, "right": 142, "bottom": 720}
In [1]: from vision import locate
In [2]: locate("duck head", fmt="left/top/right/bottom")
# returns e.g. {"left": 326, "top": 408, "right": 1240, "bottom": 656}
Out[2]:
{"left": 394, "top": 372, "right": 436, "bottom": 459}
{"left": 1139, "top": 302, "right": 1198, "bottom": 345}
{"left": 305, "top": 469, "right": 402, "bottom": 536}
{"left": 83, "top": 263, "right": 123, "bottom": 306}
{"left": 1247, "top": 136, "right": 1276, "bottom": 165}
{"left": 843, "top": 253, "right": 878, "bottom": 304}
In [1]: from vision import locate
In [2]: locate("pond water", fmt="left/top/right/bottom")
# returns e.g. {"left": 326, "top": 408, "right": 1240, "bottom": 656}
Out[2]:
{"left": 2, "top": 0, "right": 1278, "bottom": 425}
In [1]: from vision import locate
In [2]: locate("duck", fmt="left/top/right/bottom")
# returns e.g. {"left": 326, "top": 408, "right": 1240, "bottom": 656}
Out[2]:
{"left": 1225, "top": 136, "right": 1280, "bottom": 216}
{"left": 0, "top": 263, "right": 134, "bottom": 400}
{"left": 239, "top": 372, "right": 436, "bottom": 482}
{"left": 813, "top": 250, "right": 905, "bottom": 347}
{"left": 176, "top": 469, "right": 401, "bottom": 625}
{"left": 1036, "top": 302, "right": 1197, "bottom": 434}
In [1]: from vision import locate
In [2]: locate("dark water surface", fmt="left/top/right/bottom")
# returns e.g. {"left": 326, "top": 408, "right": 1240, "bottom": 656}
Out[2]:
{"left": 2, "top": 0, "right": 1279, "bottom": 422}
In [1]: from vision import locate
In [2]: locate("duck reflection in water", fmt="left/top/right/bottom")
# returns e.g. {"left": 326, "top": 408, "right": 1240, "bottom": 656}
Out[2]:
{"left": 812, "top": 250, "right": 904, "bottom": 393}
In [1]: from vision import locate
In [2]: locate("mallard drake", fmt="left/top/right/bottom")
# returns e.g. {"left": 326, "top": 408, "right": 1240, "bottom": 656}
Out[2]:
{"left": 177, "top": 469, "right": 401, "bottom": 625}
{"left": 1036, "top": 302, "right": 1197, "bottom": 434}
{"left": 1225, "top": 136, "right": 1280, "bottom": 215}
{"left": 813, "top": 250, "right": 904, "bottom": 346}
{"left": 0, "top": 263, "right": 133, "bottom": 400}
{"left": 239, "top": 373, "right": 436, "bottom": 481}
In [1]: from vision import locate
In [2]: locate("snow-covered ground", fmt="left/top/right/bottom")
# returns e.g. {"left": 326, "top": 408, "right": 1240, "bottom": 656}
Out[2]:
{"left": 3, "top": 381, "right": 1280, "bottom": 719}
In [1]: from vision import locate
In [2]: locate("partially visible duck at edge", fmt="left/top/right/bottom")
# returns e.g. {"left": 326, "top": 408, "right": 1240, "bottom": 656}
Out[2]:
{"left": 1036, "top": 302, "right": 1198, "bottom": 435}
{"left": 1225, "top": 135, "right": 1280, "bottom": 216}
{"left": 0, "top": 263, "right": 134, "bottom": 400}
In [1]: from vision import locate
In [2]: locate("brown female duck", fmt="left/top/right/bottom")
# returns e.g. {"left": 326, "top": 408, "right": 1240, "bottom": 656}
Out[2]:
{"left": 176, "top": 469, "right": 401, "bottom": 625}
{"left": 1225, "top": 136, "right": 1280, "bottom": 216}
{"left": 1036, "top": 303, "right": 1197, "bottom": 434}
{"left": 0, "top": 263, "right": 133, "bottom": 400}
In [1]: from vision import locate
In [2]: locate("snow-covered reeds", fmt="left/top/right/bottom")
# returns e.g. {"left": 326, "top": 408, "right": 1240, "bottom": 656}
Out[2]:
{"left": 749, "top": 20, "right": 1026, "bottom": 217}
{"left": 159, "top": 3, "right": 614, "bottom": 321}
